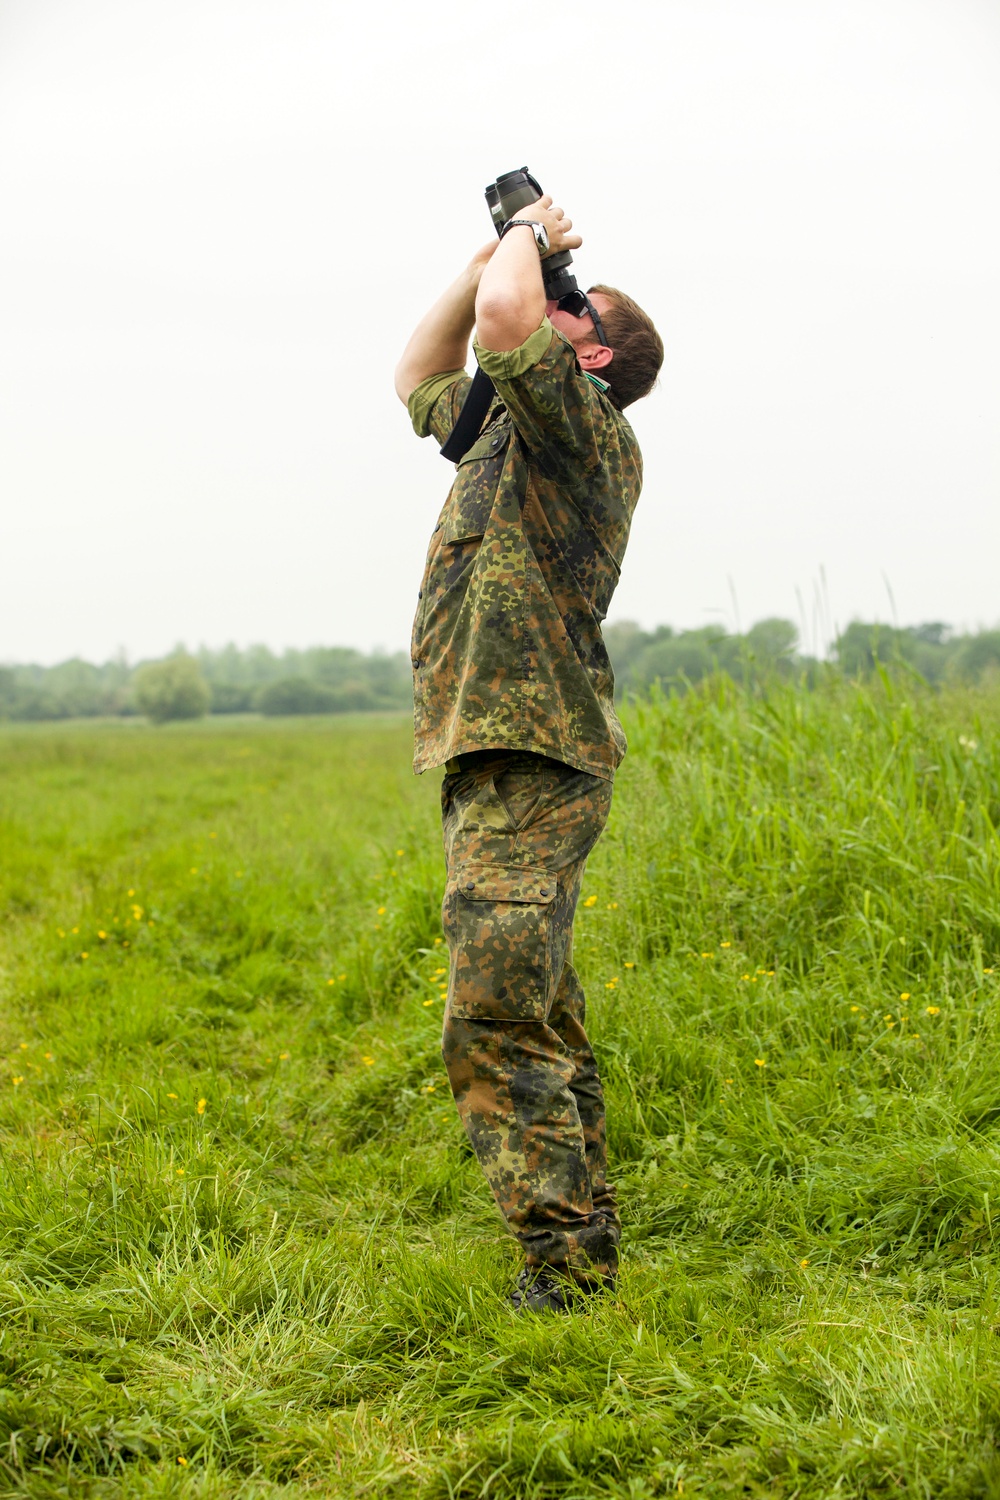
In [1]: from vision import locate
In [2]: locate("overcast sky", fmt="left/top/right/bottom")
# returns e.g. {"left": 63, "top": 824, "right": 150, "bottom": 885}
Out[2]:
{"left": 1, "top": 0, "right": 997, "bottom": 665}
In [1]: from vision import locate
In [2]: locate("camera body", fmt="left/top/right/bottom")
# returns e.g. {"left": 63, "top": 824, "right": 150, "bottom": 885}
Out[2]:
{"left": 484, "top": 168, "right": 578, "bottom": 302}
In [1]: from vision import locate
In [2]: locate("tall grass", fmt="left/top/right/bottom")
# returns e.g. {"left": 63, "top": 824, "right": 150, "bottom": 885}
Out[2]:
{"left": 1, "top": 682, "right": 1000, "bottom": 1497}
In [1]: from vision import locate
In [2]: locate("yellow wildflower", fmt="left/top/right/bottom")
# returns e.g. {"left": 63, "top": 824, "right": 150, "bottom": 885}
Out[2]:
{"left": 81, "top": 952, "right": 89, "bottom": 960}
{"left": 720, "top": 941, "right": 731, "bottom": 948}
{"left": 190, "top": 868, "right": 197, "bottom": 875}
{"left": 12, "top": 1077, "right": 23, "bottom": 1086}
{"left": 800, "top": 1258, "right": 810, "bottom": 1269}
{"left": 900, "top": 992, "right": 911, "bottom": 1001}
{"left": 396, "top": 849, "right": 404, "bottom": 857}
{"left": 582, "top": 895, "right": 598, "bottom": 908}
{"left": 167, "top": 1093, "right": 177, "bottom": 1099}
{"left": 338, "top": 973, "right": 346, "bottom": 981}
{"left": 279, "top": 1052, "right": 290, "bottom": 1060}
{"left": 926, "top": 1006, "right": 941, "bottom": 1016}
{"left": 377, "top": 906, "right": 386, "bottom": 915}
{"left": 44, "top": 1052, "right": 53, "bottom": 1061}
{"left": 754, "top": 1058, "right": 766, "bottom": 1067}
{"left": 361, "top": 1056, "right": 374, "bottom": 1066}
{"left": 850, "top": 1005, "right": 861, "bottom": 1013}
{"left": 197, "top": 1098, "right": 206, "bottom": 1115}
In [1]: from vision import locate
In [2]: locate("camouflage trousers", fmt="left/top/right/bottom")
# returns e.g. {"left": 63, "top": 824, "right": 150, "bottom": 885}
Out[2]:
{"left": 440, "top": 750, "right": 620, "bottom": 1277}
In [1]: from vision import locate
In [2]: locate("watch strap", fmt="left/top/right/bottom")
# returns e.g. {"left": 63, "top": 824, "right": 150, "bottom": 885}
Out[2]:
{"left": 500, "top": 218, "right": 547, "bottom": 249}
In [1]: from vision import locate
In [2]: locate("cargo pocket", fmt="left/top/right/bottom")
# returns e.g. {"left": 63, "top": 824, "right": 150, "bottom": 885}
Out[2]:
{"left": 443, "top": 863, "right": 557, "bottom": 1021}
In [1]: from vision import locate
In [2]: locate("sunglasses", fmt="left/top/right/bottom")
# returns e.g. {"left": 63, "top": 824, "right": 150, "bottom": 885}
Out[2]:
{"left": 557, "top": 290, "right": 609, "bottom": 350}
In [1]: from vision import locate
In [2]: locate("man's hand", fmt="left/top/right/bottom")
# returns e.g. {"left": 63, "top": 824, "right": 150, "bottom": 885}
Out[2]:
{"left": 506, "top": 194, "right": 583, "bottom": 259}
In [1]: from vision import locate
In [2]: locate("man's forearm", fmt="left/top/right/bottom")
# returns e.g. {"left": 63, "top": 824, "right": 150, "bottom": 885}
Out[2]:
{"left": 394, "top": 251, "right": 493, "bottom": 405}
{"left": 475, "top": 195, "right": 582, "bottom": 354}
{"left": 475, "top": 227, "right": 546, "bottom": 354}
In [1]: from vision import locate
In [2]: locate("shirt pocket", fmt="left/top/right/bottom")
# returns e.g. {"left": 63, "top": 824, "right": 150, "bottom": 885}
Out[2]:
{"left": 439, "top": 424, "right": 510, "bottom": 543}
{"left": 442, "top": 863, "right": 557, "bottom": 1021}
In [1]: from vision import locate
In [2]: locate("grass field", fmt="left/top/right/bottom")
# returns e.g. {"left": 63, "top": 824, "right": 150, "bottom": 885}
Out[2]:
{"left": 3, "top": 678, "right": 1000, "bottom": 1498}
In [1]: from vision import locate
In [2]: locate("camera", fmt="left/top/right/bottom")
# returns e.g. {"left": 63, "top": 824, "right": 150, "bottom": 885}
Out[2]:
{"left": 484, "top": 168, "right": 578, "bottom": 302}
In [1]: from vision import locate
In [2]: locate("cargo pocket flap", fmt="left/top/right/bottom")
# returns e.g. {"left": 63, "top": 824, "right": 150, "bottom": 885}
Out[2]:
{"left": 455, "top": 864, "right": 556, "bottom": 904}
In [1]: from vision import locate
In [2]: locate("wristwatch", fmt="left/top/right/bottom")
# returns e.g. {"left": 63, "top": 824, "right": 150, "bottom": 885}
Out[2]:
{"left": 500, "top": 218, "right": 550, "bottom": 254}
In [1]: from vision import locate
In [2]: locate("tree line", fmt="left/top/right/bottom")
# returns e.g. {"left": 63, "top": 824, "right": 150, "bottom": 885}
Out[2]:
{"left": 604, "top": 618, "right": 1000, "bottom": 693}
{"left": 0, "top": 645, "right": 412, "bottom": 723}
{"left": 2, "top": 621, "right": 999, "bottom": 723}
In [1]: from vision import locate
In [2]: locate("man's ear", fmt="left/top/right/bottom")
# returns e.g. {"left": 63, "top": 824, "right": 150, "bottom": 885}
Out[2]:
{"left": 577, "top": 343, "right": 614, "bottom": 371}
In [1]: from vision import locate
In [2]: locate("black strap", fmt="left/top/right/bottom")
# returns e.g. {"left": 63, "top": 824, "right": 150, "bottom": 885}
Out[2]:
{"left": 439, "top": 366, "right": 495, "bottom": 463}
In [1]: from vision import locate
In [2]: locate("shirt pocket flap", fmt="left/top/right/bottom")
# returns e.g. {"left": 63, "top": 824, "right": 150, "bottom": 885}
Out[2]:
{"left": 457, "top": 423, "right": 509, "bottom": 467}
{"left": 455, "top": 864, "right": 556, "bottom": 904}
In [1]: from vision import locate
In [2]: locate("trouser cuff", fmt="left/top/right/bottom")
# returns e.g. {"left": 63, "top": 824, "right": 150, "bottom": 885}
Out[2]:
{"left": 523, "top": 1216, "right": 620, "bottom": 1276}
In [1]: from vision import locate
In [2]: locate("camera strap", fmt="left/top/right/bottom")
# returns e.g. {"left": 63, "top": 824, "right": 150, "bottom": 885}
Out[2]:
{"left": 439, "top": 367, "right": 495, "bottom": 464}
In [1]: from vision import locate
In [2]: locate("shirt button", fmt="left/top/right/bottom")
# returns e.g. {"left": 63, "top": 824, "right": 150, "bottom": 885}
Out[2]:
{"left": 489, "top": 434, "right": 505, "bottom": 453}
{"left": 417, "top": 590, "right": 423, "bottom": 599}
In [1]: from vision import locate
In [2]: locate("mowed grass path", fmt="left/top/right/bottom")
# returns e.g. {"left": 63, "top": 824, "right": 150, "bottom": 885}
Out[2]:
{"left": 2, "top": 682, "right": 1000, "bottom": 1498}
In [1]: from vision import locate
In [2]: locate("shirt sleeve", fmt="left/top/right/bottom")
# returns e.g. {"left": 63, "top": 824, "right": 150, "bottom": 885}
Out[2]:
{"left": 473, "top": 317, "right": 612, "bottom": 475}
{"left": 407, "top": 370, "right": 474, "bottom": 445}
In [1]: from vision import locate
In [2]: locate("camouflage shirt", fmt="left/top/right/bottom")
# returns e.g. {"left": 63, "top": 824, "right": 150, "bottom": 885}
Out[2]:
{"left": 407, "top": 317, "right": 643, "bottom": 781}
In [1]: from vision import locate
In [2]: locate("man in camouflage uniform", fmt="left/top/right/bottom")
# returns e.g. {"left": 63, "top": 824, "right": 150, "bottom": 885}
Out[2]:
{"left": 395, "top": 192, "right": 662, "bottom": 1313}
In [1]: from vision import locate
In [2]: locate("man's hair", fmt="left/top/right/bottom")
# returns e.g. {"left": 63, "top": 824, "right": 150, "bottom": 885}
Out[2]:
{"left": 587, "top": 284, "right": 663, "bottom": 410}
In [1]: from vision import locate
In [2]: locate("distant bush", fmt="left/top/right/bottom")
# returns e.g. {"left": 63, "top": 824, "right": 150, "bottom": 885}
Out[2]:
{"left": 133, "top": 654, "right": 211, "bottom": 723}
{"left": 257, "top": 677, "right": 341, "bottom": 716}
{"left": 210, "top": 682, "right": 255, "bottom": 714}
{"left": 952, "top": 631, "right": 1000, "bottom": 683}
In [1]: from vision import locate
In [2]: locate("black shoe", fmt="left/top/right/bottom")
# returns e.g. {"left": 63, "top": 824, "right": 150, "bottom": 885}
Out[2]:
{"left": 511, "top": 1266, "right": 577, "bottom": 1314}
{"left": 510, "top": 1264, "right": 617, "bottom": 1315}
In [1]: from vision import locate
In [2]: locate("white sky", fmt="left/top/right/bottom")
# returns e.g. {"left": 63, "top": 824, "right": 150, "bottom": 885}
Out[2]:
{"left": 1, "top": 0, "right": 997, "bottom": 665}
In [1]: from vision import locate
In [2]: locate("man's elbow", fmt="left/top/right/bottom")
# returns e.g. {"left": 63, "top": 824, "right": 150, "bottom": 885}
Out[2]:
{"left": 475, "top": 291, "right": 537, "bottom": 354}
{"left": 394, "top": 361, "right": 416, "bottom": 407}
